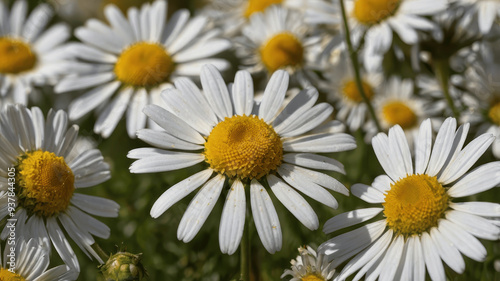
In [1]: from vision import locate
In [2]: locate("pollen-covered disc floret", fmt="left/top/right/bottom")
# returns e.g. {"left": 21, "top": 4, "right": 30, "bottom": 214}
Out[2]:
{"left": 204, "top": 115, "right": 283, "bottom": 180}
{"left": 383, "top": 174, "right": 448, "bottom": 235}
{"left": 342, "top": 80, "right": 375, "bottom": 103}
{"left": 0, "top": 38, "right": 37, "bottom": 74}
{"left": 302, "top": 274, "right": 326, "bottom": 281}
{"left": 114, "top": 42, "right": 174, "bottom": 87}
{"left": 382, "top": 101, "right": 417, "bottom": 129}
{"left": 0, "top": 268, "right": 25, "bottom": 281}
{"left": 353, "top": 0, "right": 400, "bottom": 25}
{"left": 260, "top": 32, "right": 304, "bottom": 73}
{"left": 245, "top": 0, "right": 283, "bottom": 17}
{"left": 488, "top": 101, "right": 500, "bottom": 126}
{"left": 16, "top": 150, "right": 75, "bottom": 217}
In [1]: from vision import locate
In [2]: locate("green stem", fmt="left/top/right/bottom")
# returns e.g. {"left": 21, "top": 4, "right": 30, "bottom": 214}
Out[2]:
{"left": 338, "top": 0, "right": 383, "bottom": 132}
{"left": 433, "top": 58, "right": 459, "bottom": 119}
{"left": 91, "top": 242, "right": 110, "bottom": 265}
{"left": 239, "top": 204, "right": 250, "bottom": 281}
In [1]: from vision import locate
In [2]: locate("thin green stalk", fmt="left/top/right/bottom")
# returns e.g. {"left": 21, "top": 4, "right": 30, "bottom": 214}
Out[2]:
{"left": 239, "top": 203, "right": 250, "bottom": 281}
{"left": 91, "top": 242, "right": 110, "bottom": 265}
{"left": 338, "top": 0, "right": 383, "bottom": 132}
{"left": 433, "top": 59, "right": 459, "bottom": 119}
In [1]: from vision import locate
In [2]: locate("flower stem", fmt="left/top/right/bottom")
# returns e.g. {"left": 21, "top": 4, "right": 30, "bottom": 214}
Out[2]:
{"left": 338, "top": 0, "right": 382, "bottom": 132}
{"left": 91, "top": 242, "right": 110, "bottom": 265}
{"left": 433, "top": 58, "right": 459, "bottom": 119}
{"left": 240, "top": 210, "right": 250, "bottom": 281}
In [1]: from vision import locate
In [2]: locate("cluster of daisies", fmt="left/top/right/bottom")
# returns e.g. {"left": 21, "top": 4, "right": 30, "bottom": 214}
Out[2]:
{"left": 0, "top": 0, "right": 499, "bottom": 280}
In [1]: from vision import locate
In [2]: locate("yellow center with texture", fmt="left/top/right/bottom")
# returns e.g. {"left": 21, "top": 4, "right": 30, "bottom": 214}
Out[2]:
{"left": 342, "top": 80, "right": 375, "bottom": 103}
{"left": 0, "top": 268, "right": 26, "bottom": 281}
{"left": 245, "top": 0, "right": 284, "bottom": 17}
{"left": 301, "top": 274, "right": 325, "bottom": 281}
{"left": 114, "top": 42, "right": 173, "bottom": 87}
{"left": 353, "top": 0, "right": 400, "bottom": 25}
{"left": 260, "top": 33, "right": 304, "bottom": 73}
{"left": 383, "top": 174, "right": 448, "bottom": 235}
{"left": 382, "top": 101, "right": 417, "bottom": 129}
{"left": 204, "top": 115, "right": 283, "bottom": 180}
{"left": 0, "top": 38, "right": 37, "bottom": 74}
{"left": 16, "top": 150, "right": 75, "bottom": 217}
{"left": 488, "top": 101, "right": 500, "bottom": 126}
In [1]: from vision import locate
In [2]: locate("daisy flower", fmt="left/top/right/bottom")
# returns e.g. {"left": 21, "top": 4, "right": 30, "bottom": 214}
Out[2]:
{"left": 0, "top": 238, "right": 77, "bottom": 280}
{"left": 0, "top": 104, "right": 119, "bottom": 272}
{"left": 319, "top": 54, "right": 383, "bottom": 132}
{"left": 364, "top": 77, "right": 443, "bottom": 145}
{"left": 345, "top": 0, "right": 448, "bottom": 70}
{"left": 205, "top": 0, "right": 319, "bottom": 35}
{"left": 129, "top": 65, "right": 356, "bottom": 255}
{"left": 54, "top": 0, "right": 231, "bottom": 138}
{"left": 0, "top": 0, "right": 73, "bottom": 107}
{"left": 455, "top": 0, "right": 500, "bottom": 34}
{"left": 281, "top": 245, "right": 336, "bottom": 281}
{"left": 319, "top": 117, "right": 500, "bottom": 281}
{"left": 236, "top": 5, "right": 324, "bottom": 87}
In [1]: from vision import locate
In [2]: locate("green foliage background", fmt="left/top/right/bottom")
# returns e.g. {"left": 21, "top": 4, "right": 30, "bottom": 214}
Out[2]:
{"left": 13, "top": 0, "right": 500, "bottom": 280}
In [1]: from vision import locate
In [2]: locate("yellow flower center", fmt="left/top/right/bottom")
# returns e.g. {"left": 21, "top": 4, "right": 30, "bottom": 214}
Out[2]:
{"left": 382, "top": 101, "right": 417, "bottom": 129}
{"left": 244, "top": 0, "right": 284, "bottom": 18}
{"left": 0, "top": 268, "right": 26, "bottom": 281}
{"left": 383, "top": 174, "right": 448, "bottom": 236}
{"left": 16, "top": 150, "right": 75, "bottom": 217}
{"left": 204, "top": 115, "right": 283, "bottom": 180}
{"left": 260, "top": 32, "right": 304, "bottom": 73}
{"left": 488, "top": 101, "right": 500, "bottom": 126}
{"left": 342, "top": 80, "right": 375, "bottom": 103}
{"left": 0, "top": 38, "right": 37, "bottom": 74}
{"left": 301, "top": 274, "right": 325, "bottom": 281}
{"left": 353, "top": 0, "right": 400, "bottom": 25}
{"left": 114, "top": 42, "right": 174, "bottom": 87}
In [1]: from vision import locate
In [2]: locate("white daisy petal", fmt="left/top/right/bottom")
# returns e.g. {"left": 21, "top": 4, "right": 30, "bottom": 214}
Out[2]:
{"left": 126, "top": 89, "right": 148, "bottom": 138}
{"left": 151, "top": 169, "right": 213, "bottom": 218}
{"left": 449, "top": 202, "right": 500, "bottom": 217}
{"left": 148, "top": 0, "right": 166, "bottom": 42}
{"left": 127, "top": 7, "right": 141, "bottom": 40}
{"left": 47, "top": 217, "right": 79, "bottom": 271}
{"left": 447, "top": 161, "right": 500, "bottom": 197}
{"left": 219, "top": 180, "right": 246, "bottom": 255}
{"left": 200, "top": 64, "right": 233, "bottom": 119}
{"left": 137, "top": 129, "right": 203, "bottom": 150}
{"left": 232, "top": 70, "right": 254, "bottom": 116}
{"left": 446, "top": 210, "right": 500, "bottom": 240}
{"left": 439, "top": 133, "right": 495, "bottom": 184}
{"left": 409, "top": 235, "right": 426, "bottom": 281}
{"left": 104, "top": 4, "right": 135, "bottom": 43}
{"left": 33, "top": 23, "right": 70, "bottom": 53}
{"left": 351, "top": 184, "right": 385, "bottom": 203}
{"left": 378, "top": 235, "right": 405, "bottom": 281}
{"left": 173, "top": 39, "right": 231, "bottom": 63}
{"left": 55, "top": 72, "right": 116, "bottom": 93}
{"left": 283, "top": 133, "right": 356, "bottom": 153}
{"left": 268, "top": 174, "right": 318, "bottom": 230}
{"left": 143, "top": 104, "right": 205, "bottom": 144}
{"left": 67, "top": 206, "right": 110, "bottom": 239}
{"left": 273, "top": 88, "right": 318, "bottom": 134}
{"left": 323, "top": 208, "right": 384, "bottom": 234}
{"left": 282, "top": 153, "right": 345, "bottom": 173}
{"left": 429, "top": 227, "right": 465, "bottom": 273}
{"left": 250, "top": 180, "right": 282, "bottom": 254}
{"left": 21, "top": 3, "right": 52, "bottom": 41}
{"left": 426, "top": 117, "right": 456, "bottom": 176}
{"left": 282, "top": 164, "right": 349, "bottom": 195}
{"left": 94, "top": 87, "right": 133, "bottom": 138}
{"left": 177, "top": 174, "right": 225, "bottom": 242}
{"left": 388, "top": 125, "right": 413, "bottom": 177}
{"left": 277, "top": 164, "right": 339, "bottom": 208}
{"left": 279, "top": 103, "right": 333, "bottom": 138}
{"left": 10, "top": 0, "right": 27, "bottom": 37}
{"left": 129, "top": 152, "right": 205, "bottom": 173}
{"left": 162, "top": 9, "right": 189, "bottom": 46}
{"left": 372, "top": 131, "right": 404, "bottom": 181}
{"left": 259, "top": 70, "right": 289, "bottom": 123}
{"left": 338, "top": 229, "right": 393, "bottom": 280}
{"left": 167, "top": 15, "right": 206, "bottom": 54}
{"left": 68, "top": 81, "right": 121, "bottom": 120}
{"left": 438, "top": 219, "right": 487, "bottom": 262}
{"left": 71, "top": 193, "right": 119, "bottom": 218}
{"left": 421, "top": 232, "right": 445, "bottom": 281}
